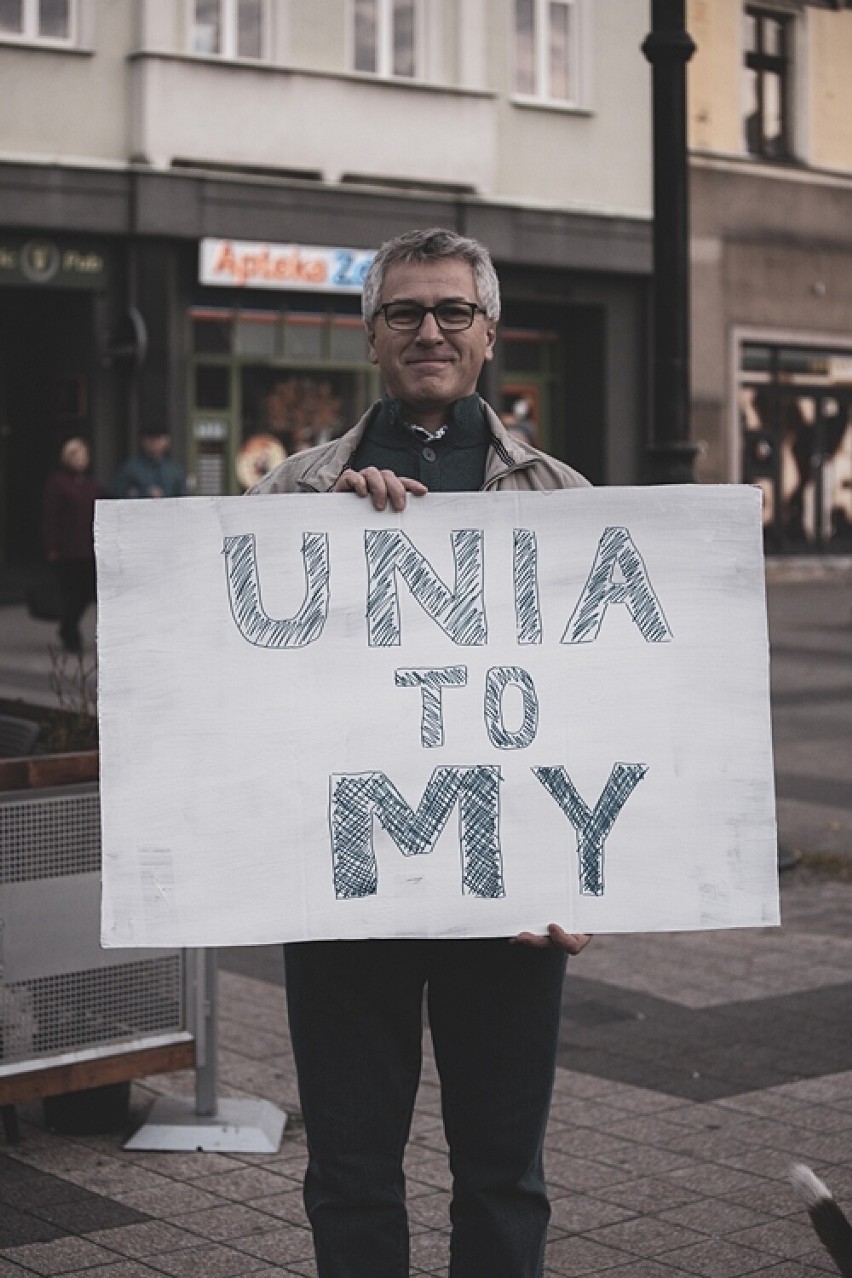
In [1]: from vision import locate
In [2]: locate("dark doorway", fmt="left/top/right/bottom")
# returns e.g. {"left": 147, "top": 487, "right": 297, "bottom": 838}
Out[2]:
{"left": 500, "top": 303, "right": 606, "bottom": 483}
{"left": 0, "top": 289, "right": 94, "bottom": 564}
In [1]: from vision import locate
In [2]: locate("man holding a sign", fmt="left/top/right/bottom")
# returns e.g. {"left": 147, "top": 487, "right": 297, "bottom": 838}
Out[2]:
{"left": 252, "top": 229, "right": 592, "bottom": 1278}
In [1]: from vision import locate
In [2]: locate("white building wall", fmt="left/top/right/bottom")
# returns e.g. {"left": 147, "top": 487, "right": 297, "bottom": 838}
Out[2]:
{"left": 0, "top": 0, "right": 130, "bottom": 164}
{"left": 128, "top": 57, "right": 498, "bottom": 189}
{"left": 1, "top": 0, "right": 651, "bottom": 219}
{"left": 492, "top": 0, "right": 652, "bottom": 216}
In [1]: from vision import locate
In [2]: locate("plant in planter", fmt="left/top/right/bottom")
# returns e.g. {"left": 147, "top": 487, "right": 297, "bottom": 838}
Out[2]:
{"left": 45, "top": 644, "right": 98, "bottom": 752}
{"left": 0, "top": 649, "right": 98, "bottom": 791}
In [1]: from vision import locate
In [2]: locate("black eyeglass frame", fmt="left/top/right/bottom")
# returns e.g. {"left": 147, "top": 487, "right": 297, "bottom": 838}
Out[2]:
{"left": 375, "top": 301, "right": 488, "bottom": 332}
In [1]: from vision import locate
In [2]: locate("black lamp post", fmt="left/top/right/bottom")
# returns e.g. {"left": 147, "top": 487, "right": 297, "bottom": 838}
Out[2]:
{"left": 642, "top": 0, "right": 698, "bottom": 483}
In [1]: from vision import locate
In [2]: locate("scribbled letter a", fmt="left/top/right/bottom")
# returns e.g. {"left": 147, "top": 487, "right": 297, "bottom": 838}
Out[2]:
{"left": 223, "top": 532, "right": 329, "bottom": 648}
{"left": 562, "top": 527, "right": 672, "bottom": 644}
{"left": 329, "top": 766, "right": 504, "bottom": 900}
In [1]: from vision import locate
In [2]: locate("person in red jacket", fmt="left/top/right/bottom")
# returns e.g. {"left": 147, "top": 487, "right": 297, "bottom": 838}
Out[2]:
{"left": 41, "top": 437, "right": 105, "bottom": 654}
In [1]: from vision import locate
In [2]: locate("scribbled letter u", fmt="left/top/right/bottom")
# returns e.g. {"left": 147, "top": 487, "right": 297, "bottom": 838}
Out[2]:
{"left": 223, "top": 532, "right": 329, "bottom": 648}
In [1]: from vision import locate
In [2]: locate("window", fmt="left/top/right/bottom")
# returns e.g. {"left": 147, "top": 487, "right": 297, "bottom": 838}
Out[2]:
{"left": 0, "top": 0, "right": 74, "bottom": 43}
{"left": 191, "top": 0, "right": 266, "bottom": 60}
{"left": 743, "top": 7, "right": 792, "bottom": 159}
{"left": 739, "top": 342, "right": 852, "bottom": 550}
{"left": 352, "top": 0, "right": 421, "bottom": 79}
{"left": 513, "top": 0, "right": 584, "bottom": 104}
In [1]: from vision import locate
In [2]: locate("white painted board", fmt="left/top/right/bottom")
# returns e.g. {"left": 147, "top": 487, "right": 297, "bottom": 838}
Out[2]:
{"left": 96, "top": 485, "right": 779, "bottom": 947}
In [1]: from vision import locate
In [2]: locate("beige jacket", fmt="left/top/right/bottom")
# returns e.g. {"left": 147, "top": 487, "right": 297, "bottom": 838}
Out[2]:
{"left": 250, "top": 400, "right": 590, "bottom": 495}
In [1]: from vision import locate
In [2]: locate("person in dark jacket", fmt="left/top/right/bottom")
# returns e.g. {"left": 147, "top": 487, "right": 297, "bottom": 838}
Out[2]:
{"left": 41, "top": 437, "right": 105, "bottom": 653}
{"left": 112, "top": 427, "right": 186, "bottom": 499}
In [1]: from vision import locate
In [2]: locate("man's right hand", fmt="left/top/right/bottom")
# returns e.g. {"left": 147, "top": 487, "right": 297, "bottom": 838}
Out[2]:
{"left": 333, "top": 467, "right": 427, "bottom": 511}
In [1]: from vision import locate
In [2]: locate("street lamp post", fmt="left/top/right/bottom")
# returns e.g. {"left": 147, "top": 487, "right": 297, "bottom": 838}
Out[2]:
{"left": 642, "top": 0, "right": 698, "bottom": 483}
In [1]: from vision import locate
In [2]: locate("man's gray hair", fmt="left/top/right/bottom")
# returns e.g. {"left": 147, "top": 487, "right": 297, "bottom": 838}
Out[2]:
{"left": 362, "top": 228, "right": 501, "bottom": 325}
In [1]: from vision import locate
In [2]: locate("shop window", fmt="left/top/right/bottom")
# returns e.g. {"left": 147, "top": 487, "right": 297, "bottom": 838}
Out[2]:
{"left": 329, "top": 316, "right": 369, "bottom": 363}
{"left": 500, "top": 326, "right": 560, "bottom": 456}
{"left": 352, "top": 0, "right": 421, "bottom": 78}
{"left": 283, "top": 314, "right": 324, "bottom": 361}
{"left": 192, "top": 309, "right": 232, "bottom": 354}
{"left": 242, "top": 369, "right": 351, "bottom": 458}
{"left": 236, "top": 311, "right": 277, "bottom": 358}
{"left": 739, "top": 342, "right": 852, "bottom": 551}
{"left": 191, "top": 0, "right": 266, "bottom": 60}
{"left": 513, "top": 0, "right": 586, "bottom": 105}
{"left": 743, "top": 7, "right": 792, "bottom": 160}
{"left": 195, "top": 365, "right": 231, "bottom": 410}
{"left": 502, "top": 329, "right": 557, "bottom": 373}
{"left": 0, "top": 0, "right": 74, "bottom": 42}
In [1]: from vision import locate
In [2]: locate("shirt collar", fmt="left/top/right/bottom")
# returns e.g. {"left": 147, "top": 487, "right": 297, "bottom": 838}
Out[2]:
{"left": 371, "top": 394, "right": 488, "bottom": 450}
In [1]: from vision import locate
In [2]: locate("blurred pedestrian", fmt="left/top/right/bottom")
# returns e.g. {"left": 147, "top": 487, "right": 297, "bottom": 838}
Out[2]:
{"left": 505, "top": 395, "right": 537, "bottom": 445}
{"left": 112, "top": 427, "right": 186, "bottom": 498}
{"left": 41, "top": 437, "right": 105, "bottom": 654}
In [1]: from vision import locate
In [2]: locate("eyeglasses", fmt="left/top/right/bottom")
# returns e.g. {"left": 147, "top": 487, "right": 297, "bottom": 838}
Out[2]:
{"left": 376, "top": 301, "right": 487, "bottom": 332}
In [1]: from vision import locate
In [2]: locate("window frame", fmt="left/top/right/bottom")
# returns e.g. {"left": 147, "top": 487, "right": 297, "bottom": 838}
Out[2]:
{"left": 0, "top": 0, "right": 77, "bottom": 47}
{"left": 349, "top": 0, "right": 425, "bottom": 82}
{"left": 188, "top": 0, "right": 270, "bottom": 63}
{"left": 743, "top": 5, "right": 794, "bottom": 161}
{"left": 511, "top": 0, "right": 589, "bottom": 110}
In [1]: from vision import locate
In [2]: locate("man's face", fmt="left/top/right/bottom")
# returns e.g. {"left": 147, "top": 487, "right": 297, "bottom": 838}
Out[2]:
{"left": 62, "top": 440, "right": 89, "bottom": 472}
{"left": 142, "top": 434, "right": 170, "bottom": 460}
{"left": 367, "top": 258, "right": 496, "bottom": 419}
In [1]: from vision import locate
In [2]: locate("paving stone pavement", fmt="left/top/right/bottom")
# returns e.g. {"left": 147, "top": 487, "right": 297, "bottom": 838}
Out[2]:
{"left": 0, "top": 561, "right": 850, "bottom": 1275}
{"left": 1, "top": 867, "right": 851, "bottom": 1276}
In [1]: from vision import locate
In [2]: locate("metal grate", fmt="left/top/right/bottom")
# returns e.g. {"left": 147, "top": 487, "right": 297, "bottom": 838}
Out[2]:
{"left": 0, "top": 957, "right": 183, "bottom": 1066}
{"left": 0, "top": 785, "right": 101, "bottom": 884}
{"left": 0, "top": 784, "right": 189, "bottom": 1072}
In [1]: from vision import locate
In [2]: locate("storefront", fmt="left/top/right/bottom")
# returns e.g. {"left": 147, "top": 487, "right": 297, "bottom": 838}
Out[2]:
{"left": 0, "top": 158, "right": 651, "bottom": 568}
{"left": 0, "top": 235, "right": 117, "bottom": 564}
{"left": 188, "top": 238, "right": 379, "bottom": 495}
{"left": 186, "top": 237, "right": 593, "bottom": 496}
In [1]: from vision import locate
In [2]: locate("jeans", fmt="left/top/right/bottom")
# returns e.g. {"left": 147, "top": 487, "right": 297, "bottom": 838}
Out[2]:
{"left": 284, "top": 937, "right": 567, "bottom": 1278}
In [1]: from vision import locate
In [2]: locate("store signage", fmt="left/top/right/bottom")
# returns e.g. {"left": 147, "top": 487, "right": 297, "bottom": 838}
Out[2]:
{"left": 97, "top": 485, "right": 779, "bottom": 948}
{"left": 0, "top": 238, "right": 107, "bottom": 289}
{"left": 199, "top": 238, "right": 374, "bottom": 293}
{"left": 829, "top": 355, "right": 852, "bottom": 383}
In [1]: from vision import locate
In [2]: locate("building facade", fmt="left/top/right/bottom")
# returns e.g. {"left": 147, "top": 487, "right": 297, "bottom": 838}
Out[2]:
{"left": 687, "top": 0, "right": 852, "bottom": 552}
{"left": 0, "top": 0, "right": 654, "bottom": 566}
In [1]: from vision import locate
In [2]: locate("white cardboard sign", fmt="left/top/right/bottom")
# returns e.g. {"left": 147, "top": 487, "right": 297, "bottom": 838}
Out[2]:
{"left": 96, "top": 486, "right": 779, "bottom": 948}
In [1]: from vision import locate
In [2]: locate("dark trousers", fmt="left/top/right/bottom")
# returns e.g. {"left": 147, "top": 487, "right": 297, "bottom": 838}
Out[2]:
{"left": 284, "top": 937, "right": 567, "bottom": 1278}
{"left": 55, "top": 558, "right": 95, "bottom": 651}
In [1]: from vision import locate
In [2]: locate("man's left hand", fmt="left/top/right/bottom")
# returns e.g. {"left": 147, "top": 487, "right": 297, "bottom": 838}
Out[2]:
{"left": 512, "top": 925, "right": 593, "bottom": 954}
